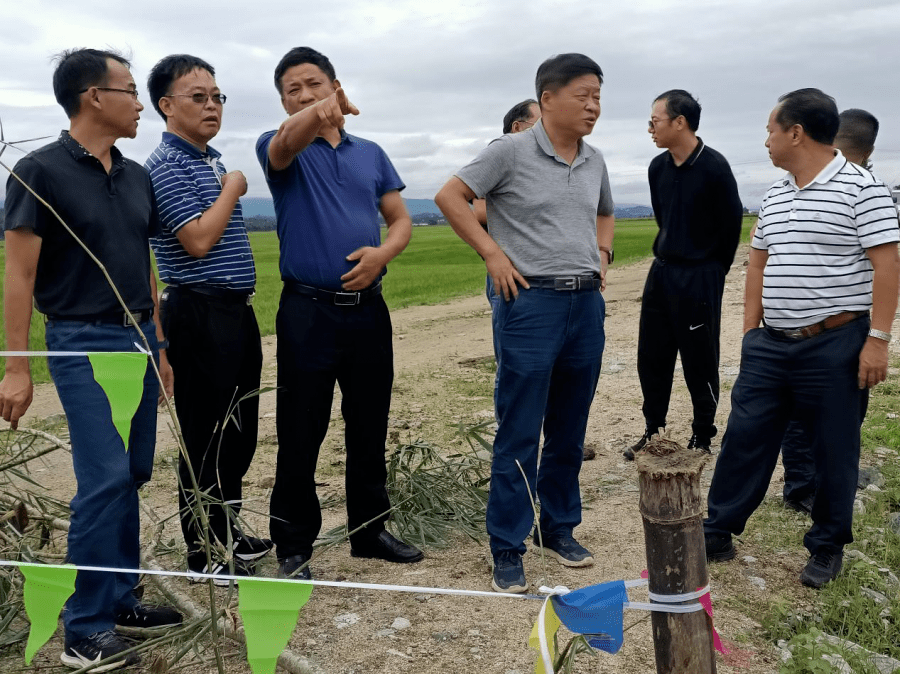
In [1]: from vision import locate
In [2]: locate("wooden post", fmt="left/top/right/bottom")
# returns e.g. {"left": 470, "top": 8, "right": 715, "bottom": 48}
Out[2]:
{"left": 636, "top": 438, "right": 716, "bottom": 674}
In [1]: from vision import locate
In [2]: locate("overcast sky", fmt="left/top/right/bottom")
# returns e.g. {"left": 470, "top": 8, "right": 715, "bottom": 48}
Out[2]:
{"left": 2, "top": 0, "right": 899, "bottom": 209}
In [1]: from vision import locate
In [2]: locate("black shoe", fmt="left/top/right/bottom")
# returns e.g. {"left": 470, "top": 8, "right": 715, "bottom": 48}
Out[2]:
{"left": 187, "top": 560, "right": 256, "bottom": 587}
{"left": 491, "top": 551, "right": 527, "bottom": 594}
{"left": 687, "top": 434, "right": 712, "bottom": 453}
{"left": 350, "top": 530, "right": 424, "bottom": 563}
{"left": 233, "top": 534, "right": 274, "bottom": 562}
{"left": 705, "top": 533, "right": 736, "bottom": 562}
{"left": 800, "top": 551, "right": 843, "bottom": 588}
{"left": 115, "top": 603, "right": 182, "bottom": 635}
{"left": 623, "top": 427, "right": 660, "bottom": 461}
{"left": 783, "top": 494, "right": 815, "bottom": 516}
{"left": 61, "top": 630, "right": 139, "bottom": 671}
{"left": 532, "top": 534, "right": 594, "bottom": 568}
{"left": 278, "top": 554, "right": 312, "bottom": 580}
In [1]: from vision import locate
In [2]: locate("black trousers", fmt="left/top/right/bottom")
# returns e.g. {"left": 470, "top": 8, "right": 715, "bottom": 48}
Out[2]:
{"left": 160, "top": 287, "right": 262, "bottom": 562}
{"left": 705, "top": 317, "right": 868, "bottom": 554}
{"left": 636, "top": 259, "right": 725, "bottom": 442}
{"left": 270, "top": 287, "right": 394, "bottom": 558}
{"left": 780, "top": 393, "right": 868, "bottom": 502}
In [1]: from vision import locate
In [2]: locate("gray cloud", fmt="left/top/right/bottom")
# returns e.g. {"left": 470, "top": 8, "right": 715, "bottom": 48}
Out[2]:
{"left": 2, "top": 0, "right": 899, "bottom": 206}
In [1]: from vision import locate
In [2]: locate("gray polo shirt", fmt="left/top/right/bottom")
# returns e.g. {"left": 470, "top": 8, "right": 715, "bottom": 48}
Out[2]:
{"left": 456, "top": 119, "right": 614, "bottom": 277}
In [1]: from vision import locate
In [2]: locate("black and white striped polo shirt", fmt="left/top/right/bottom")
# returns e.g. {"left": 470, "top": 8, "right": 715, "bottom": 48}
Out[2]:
{"left": 754, "top": 151, "right": 899, "bottom": 329}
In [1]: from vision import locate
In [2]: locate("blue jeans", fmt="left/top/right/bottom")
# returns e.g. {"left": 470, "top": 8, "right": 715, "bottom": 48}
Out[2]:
{"left": 705, "top": 317, "right": 868, "bottom": 555}
{"left": 487, "top": 287, "right": 605, "bottom": 556}
{"left": 45, "top": 319, "right": 159, "bottom": 642}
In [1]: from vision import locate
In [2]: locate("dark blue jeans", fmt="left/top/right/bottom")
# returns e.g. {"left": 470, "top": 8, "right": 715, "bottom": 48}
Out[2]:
{"left": 487, "top": 287, "right": 605, "bottom": 557}
{"left": 45, "top": 319, "right": 159, "bottom": 643}
{"left": 705, "top": 316, "right": 868, "bottom": 555}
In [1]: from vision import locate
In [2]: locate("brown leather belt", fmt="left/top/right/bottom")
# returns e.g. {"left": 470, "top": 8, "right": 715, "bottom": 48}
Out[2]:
{"left": 770, "top": 310, "right": 868, "bottom": 340}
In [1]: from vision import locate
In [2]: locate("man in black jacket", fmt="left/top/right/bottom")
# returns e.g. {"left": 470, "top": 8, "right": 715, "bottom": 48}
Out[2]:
{"left": 625, "top": 89, "right": 743, "bottom": 459}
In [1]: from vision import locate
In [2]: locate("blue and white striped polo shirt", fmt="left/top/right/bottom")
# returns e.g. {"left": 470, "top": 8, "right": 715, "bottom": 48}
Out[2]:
{"left": 754, "top": 150, "right": 899, "bottom": 329}
{"left": 146, "top": 132, "right": 256, "bottom": 291}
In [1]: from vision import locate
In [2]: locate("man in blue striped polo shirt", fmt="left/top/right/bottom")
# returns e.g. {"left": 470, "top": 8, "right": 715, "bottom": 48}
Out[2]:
{"left": 704, "top": 89, "right": 900, "bottom": 588}
{"left": 145, "top": 54, "right": 271, "bottom": 583}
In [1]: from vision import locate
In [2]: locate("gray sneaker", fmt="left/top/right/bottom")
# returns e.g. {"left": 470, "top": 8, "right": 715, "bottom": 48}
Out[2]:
{"left": 533, "top": 534, "right": 594, "bottom": 567}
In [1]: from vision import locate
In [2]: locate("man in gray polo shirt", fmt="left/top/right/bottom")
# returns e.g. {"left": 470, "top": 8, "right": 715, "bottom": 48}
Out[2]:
{"left": 436, "top": 53, "right": 614, "bottom": 593}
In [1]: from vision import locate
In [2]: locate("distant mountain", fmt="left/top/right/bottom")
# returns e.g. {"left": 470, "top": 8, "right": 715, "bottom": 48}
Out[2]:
{"left": 241, "top": 197, "right": 276, "bottom": 218}
{"left": 239, "top": 196, "right": 652, "bottom": 220}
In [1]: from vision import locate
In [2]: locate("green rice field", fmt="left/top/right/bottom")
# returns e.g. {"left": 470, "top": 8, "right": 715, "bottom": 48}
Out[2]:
{"left": 0, "top": 217, "right": 756, "bottom": 382}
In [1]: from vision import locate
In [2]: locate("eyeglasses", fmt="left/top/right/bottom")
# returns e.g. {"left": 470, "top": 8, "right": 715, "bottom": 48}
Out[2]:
{"left": 79, "top": 87, "right": 139, "bottom": 99}
{"left": 648, "top": 117, "right": 672, "bottom": 129}
{"left": 164, "top": 93, "right": 227, "bottom": 105}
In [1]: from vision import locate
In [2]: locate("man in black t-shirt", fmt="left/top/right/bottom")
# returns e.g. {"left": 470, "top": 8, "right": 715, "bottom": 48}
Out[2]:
{"left": 0, "top": 48, "right": 180, "bottom": 671}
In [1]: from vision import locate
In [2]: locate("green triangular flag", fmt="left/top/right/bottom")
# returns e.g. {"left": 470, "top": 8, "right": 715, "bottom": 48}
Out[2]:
{"left": 20, "top": 563, "right": 77, "bottom": 664}
{"left": 238, "top": 579, "right": 313, "bottom": 674}
{"left": 88, "top": 352, "right": 148, "bottom": 451}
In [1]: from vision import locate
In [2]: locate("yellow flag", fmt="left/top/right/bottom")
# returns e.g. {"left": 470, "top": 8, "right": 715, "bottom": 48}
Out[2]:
{"left": 529, "top": 598, "right": 561, "bottom": 674}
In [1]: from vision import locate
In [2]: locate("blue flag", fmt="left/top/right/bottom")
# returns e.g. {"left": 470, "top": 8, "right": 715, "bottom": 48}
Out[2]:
{"left": 550, "top": 580, "right": 628, "bottom": 654}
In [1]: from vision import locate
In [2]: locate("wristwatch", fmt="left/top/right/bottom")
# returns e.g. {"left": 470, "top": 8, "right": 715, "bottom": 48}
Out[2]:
{"left": 599, "top": 246, "right": 614, "bottom": 264}
{"left": 868, "top": 328, "right": 891, "bottom": 342}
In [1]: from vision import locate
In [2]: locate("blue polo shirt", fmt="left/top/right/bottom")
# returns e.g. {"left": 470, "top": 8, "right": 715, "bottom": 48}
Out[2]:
{"left": 256, "top": 130, "right": 405, "bottom": 290}
{"left": 146, "top": 132, "right": 256, "bottom": 291}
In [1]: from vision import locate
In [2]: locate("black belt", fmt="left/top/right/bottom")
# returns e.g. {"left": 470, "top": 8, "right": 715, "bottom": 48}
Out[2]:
{"left": 285, "top": 280, "right": 382, "bottom": 306}
{"left": 46, "top": 308, "right": 153, "bottom": 326}
{"left": 524, "top": 275, "right": 601, "bottom": 291}
{"left": 170, "top": 284, "right": 255, "bottom": 306}
{"left": 767, "top": 310, "right": 868, "bottom": 340}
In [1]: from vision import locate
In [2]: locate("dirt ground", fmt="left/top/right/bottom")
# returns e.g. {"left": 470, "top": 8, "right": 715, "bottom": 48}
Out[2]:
{"left": 9, "top": 244, "right": 900, "bottom": 673}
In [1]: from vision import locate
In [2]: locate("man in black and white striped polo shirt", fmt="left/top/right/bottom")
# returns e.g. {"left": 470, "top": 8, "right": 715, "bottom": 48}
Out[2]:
{"left": 780, "top": 108, "right": 883, "bottom": 515}
{"left": 704, "top": 89, "right": 900, "bottom": 588}
{"left": 146, "top": 54, "right": 271, "bottom": 583}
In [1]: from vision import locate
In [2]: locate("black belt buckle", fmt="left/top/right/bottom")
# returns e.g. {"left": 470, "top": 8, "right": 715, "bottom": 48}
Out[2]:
{"left": 555, "top": 277, "right": 578, "bottom": 291}
{"left": 334, "top": 291, "right": 360, "bottom": 306}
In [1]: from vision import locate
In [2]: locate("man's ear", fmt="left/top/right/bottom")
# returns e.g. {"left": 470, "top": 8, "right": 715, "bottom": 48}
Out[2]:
{"left": 158, "top": 95, "right": 174, "bottom": 119}
{"left": 333, "top": 78, "right": 341, "bottom": 90}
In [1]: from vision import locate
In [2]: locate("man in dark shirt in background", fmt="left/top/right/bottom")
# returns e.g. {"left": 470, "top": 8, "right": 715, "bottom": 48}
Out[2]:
{"left": 624, "top": 89, "right": 743, "bottom": 460}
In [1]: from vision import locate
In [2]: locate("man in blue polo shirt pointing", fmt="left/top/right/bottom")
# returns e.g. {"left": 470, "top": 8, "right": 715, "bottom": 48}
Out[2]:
{"left": 256, "top": 47, "right": 422, "bottom": 580}
{"left": 145, "top": 54, "right": 271, "bottom": 583}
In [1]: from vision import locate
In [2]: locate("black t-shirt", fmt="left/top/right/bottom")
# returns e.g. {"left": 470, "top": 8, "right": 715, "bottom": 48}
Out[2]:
{"left": 4, "top": 131, "right": 160, "bottom": 317}
{"left": 648, "top": 139, "right": 744, "bottom": 271}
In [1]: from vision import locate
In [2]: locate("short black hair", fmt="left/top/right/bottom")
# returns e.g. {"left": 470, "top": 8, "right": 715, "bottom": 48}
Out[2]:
{"left": 147, "top": 54, "right": 216, "bottom": 121}
{"left": 654, "top": 89, "right": 701, "bottom": 132}
{"left": 836, "top": 108, "right": 879, "bottom": 154}
{"left": 52, "top": 48, "right": 131, "bottom": 119}
{"left": 535, "top": 53, "right": 603, "bottom": 105}
{"left": 775, "top": 88, "right": 839, "bottom": 145}
{"left": 502, "top": 99, "right": 538, "bottom": 134}
{"left": 274, "top": 47, "right": 335, "bottom": 95}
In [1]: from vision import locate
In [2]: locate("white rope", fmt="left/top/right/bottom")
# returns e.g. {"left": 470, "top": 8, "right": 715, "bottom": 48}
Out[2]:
{"left": 648, "top": 584, "right": 710, "bottom": 602}
{"left": 0, "top": 351, "right": 141, "bottom": 357}
{"left": 2, "top": 559, "right": 709, "bottom": 615}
